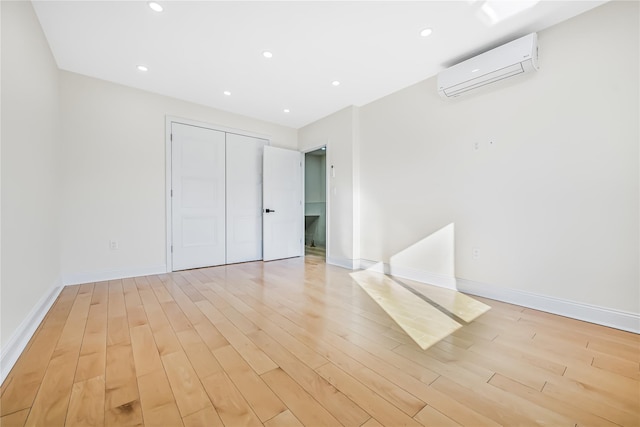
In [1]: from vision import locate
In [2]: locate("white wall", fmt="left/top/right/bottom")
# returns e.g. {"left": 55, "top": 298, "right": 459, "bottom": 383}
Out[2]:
{"left": 1, "top": 1, "right": 62, "bottom": 347}
{"left": 358, "top": 1, "right": 639, "bottom": 316}
{"left": 59, "top": 71, "right": 297, "bottom": 284}
{"left": 299, "top": 106, "right": 360, "bottom": 267}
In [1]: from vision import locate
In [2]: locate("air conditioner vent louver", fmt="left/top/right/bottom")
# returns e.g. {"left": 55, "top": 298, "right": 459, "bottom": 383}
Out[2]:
{"left": 438, "top": 33, "right": 538, "bottom": 98}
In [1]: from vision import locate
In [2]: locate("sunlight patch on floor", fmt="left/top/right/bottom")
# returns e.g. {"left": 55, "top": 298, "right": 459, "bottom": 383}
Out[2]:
{"left": 350, "top": 270, "right": 490, "bottom": 350}
{"left": 402, "top": 277, "right": 491, "bottom": 323}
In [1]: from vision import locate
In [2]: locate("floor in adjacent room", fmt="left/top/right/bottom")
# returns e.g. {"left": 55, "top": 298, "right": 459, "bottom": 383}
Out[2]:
{"left": 1, "top": 257, "right": 638, "bottom": 426}
{"left": 304, "top": 245, "right": 325, "bottom": 259}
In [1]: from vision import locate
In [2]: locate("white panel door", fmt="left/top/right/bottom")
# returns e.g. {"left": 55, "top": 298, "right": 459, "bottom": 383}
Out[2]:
{"left": 172, "top": 123, "right": 226, "bottom": 270}
{"left": 263, "top": 146, "right": 303, "bottom": 261}
{"left": 226, "top": 133, "right": 267, "bottom": 264}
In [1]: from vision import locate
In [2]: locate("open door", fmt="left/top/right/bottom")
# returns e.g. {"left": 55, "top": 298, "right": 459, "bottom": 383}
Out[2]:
{"left": 263, "top": 146, "right": 303, "bottom": 261}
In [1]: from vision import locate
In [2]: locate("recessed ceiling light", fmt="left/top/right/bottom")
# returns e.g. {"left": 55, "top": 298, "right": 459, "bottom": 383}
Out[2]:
{"left": 321, "top": 147, "right": 326, "bottom": 150}
{"left": 420, "top": 28, "right": 433, "bottom": 37}
{"left": 137, "top": 65, "right": 148, "bottom": 72}
{"left": 148, "top": 2, "right": 163, "bottom": 12}
{"left": 262, "top": 51, "right": 273, "bottom": 59}
{"left": 332, "top": 81, "right": 341, "bottom": 86}
{"left": 471, "top": 68, "right": 480, "bottom": 73}
{"left": 223, "top": 91, "right": 231, "bottom": 96}
{"left": 283, "top": 109, "right": 290, "bottom": 113}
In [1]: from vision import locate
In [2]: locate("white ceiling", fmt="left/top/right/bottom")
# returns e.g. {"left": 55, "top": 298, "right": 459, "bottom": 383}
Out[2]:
{"left": 32, "top": 1, "right": 606, "bottom": 129}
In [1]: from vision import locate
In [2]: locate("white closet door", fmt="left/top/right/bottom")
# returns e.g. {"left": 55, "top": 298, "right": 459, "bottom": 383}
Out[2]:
{"left": 172, "top": 123, "right": 226, "bottom": 270}
{"left": 263, "top": 146, "right": 303, "bottom": 261}
{"left": 226, "top": 133, "right": 267, "bottom": 264}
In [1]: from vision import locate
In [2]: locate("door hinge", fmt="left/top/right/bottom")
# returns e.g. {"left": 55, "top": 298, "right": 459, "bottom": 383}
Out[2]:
{"left": 170, "top": 133, "right": 173, "bottom": 141}
{"left": 171, "top": 245, "right": 173, "bottom": 253}
{"left": 171, "top": 189, "right": 173, "bottom": 197}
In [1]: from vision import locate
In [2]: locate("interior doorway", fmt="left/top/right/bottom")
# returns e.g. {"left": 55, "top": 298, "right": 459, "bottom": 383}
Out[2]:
{"left": 304, "top": 147, "right": 327, "bottom": 259}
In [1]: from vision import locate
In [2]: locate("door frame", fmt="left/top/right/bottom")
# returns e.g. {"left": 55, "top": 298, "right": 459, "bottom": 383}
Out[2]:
{"left": 302, "top": 143, "right": 330, "bottom": 261}
{"left": 165, "top": 115, "right": 271, "bottom": 272}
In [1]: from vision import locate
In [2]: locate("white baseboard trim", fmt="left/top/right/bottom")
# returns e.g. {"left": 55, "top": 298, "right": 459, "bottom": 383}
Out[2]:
{"left": 326, "top": 256, "right": 359, "bottom": 270}
{"left": 456, "top": 278, "right": 640, "bottom": 334}
{"left": 1, "top": 278, "right": 63, "bottom": 385}
{"left": 359, "top": 259, "right": 457, "bottom": 290}
{"left": 63, "top": 264, "right": 167, "bottom": 286}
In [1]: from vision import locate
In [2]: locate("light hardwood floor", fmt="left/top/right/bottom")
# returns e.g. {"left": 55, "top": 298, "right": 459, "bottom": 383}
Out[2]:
{"left": 1, "top": 256, "right": 638, "bottom": 426}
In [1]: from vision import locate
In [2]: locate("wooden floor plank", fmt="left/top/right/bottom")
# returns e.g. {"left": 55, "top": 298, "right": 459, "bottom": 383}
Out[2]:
{"left": 75, "top": 302, "right": 108, "bottom": 383}
{"left": 66, "top": 376, "right": 105, "bottom": 427}
{"left": 315, "top": 363, "right": 423, "bottom": 427}
{"left": 334, "top": 329, "right": 442, "bottom": 387}
{"left": 542, "top": 375, "right": 639, "bottom": 425}
{"left": 592, "top": 353, "right": 640, "bottom": 380}
{"left": 564, "top": 363, "right": 640, "bottom": 404}
{"left": 519, "top": 308, "right": 639, "bottom": 346}
{"left": 260, "top": 368, "right": 344, "bottom": 427}
{"left": 494, "top": 331, "right": 592, "bottom": 367}
{"left": 430, "top": 375, "right": 574, "bottom": 426}
{"left": 308, "top": 337, "right": 427, "bottom": 416}
{"left": 161, "top": 301, "right": 193, "bottom": 333}
{"left": 200, "top": 370, "right": 263, "bottom": 426}
{"left": 139, "top": 287, "right": 183, "bottom": 357}
{"left": 587, "top": 338, "right": 640, "bottom": 363}
{"left": 318, "top": 331, "right": 441, "bottom": 405}
{"left": 360, "top": 418, "right": 384, "bottom": 427}
{"left": 413, "top": 405, "right": 462, "bottom": 427}
{"left": 196, "top": 300, "right": 278, "bottom": 375}
{"left": 24, "top": 357, "right": 78, "bottom": 426}
{"left": 159, "top": 276, "right": 209, "bottom": 326}
{"left": 176, "top": 329, "right": 223, "bottom": 380}
{"left": 24, "top": 290, "right": 92, "bottom": 427}
{"left": 263, "top": 409, "right": 304, "bottom": 427}
{"left": 488, "top": 373, "right": 620, "bottom": 427}
{"left": 122, "top": 278, "right": 142, "bottom": 310}
{"left": 182, "top": 407, "right": 224, "bottom": 427}
{"left": 393, "top": 344, "right": 493, "bottom": 387}
{"left": 213, "top": 344, "right": 286, "bottom": 422}
{"left": 130, "top": 324, "right": 163, "bottom": 378}
{"left": 0, "top": 287, "right": 80, "bottom": 403}
{"left": 462, "top": 336, "right": 567, "bottom": 376}
{"left": 249, "top": 330, "right": 370, "bottom": 427}
{"left": 218, "top": 284, "right": 329, "bottom": 370}
{"left": 192, "top": 321, "right": 229, "bottom": 353}
{"left": 161, "top": 351, "right": 211, "bottom": 418}
{"left": 1, "top": 322, "right": 67, "bottom": 416}
{"left": 104, "top": 344, "right": 143, "bottom": 426}
{"left": 0, "top": 408, "right": 30, "bottom": 427}
{"left": 137, "top": 369, "right": 183, "bottom": 427}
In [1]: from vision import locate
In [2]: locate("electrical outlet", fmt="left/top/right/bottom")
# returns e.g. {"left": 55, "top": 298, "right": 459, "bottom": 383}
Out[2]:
{"left": 473, "top": 141, "right": 481, "bottom": 151}
{"left": 488, "top": 140, "right": 496, "bottom": 149}
{"left": 109, "top": 239, "right": 119, "bottom": 250}
{"left": 472, "top": 247, "right": 480, "bottom": 260}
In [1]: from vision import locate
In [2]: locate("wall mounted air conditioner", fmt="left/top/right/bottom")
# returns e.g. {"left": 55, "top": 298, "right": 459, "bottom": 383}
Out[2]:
{"left": 437, "top": 33, "right": 538, "bottom": 98}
